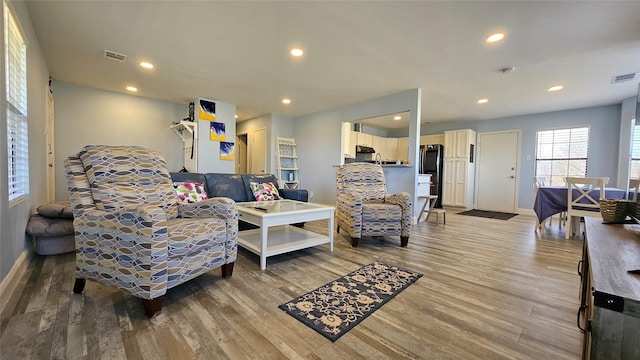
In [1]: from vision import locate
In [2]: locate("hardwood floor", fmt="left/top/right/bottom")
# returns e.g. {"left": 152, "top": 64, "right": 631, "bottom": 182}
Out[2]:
{"left": 0, "top": 211, "right": 583, "bottom": 359}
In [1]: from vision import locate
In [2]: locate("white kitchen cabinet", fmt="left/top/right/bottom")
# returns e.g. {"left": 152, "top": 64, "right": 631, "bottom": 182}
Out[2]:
{"left": 385, "top": 137, "right": 398, "bottom": 161}
{"left": 372, "top": 135, "right": 384, "bottom": 158}
{"left": 442, "top": 129, "right": 476, "bottom": 208}
{"left": 356, "top": 132, "right": 373, "bottom": 147}
{"left": 420, "top": 134, "right": 445, "bottom": 145}
{"left": 396, "top": 137, "right": 409, "bottom": 163}
{"left": 342, "top": 122, "right": 355, "bottom": 159}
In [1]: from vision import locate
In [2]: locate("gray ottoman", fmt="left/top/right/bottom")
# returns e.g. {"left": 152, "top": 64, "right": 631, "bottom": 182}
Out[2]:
{"left": 26, "top": 202, "right": 75, "bottom": 255}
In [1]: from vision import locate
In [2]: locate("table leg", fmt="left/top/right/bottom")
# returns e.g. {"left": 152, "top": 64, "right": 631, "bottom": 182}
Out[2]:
{"left": 260, "top": 225, "right": 268, "bottom": 270}
{"left": 328, "top": 211, "right": 334, "bottom": 252}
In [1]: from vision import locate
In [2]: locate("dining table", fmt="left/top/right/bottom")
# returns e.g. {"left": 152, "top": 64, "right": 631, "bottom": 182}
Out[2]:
{"left": 533, "top": 186, "right": 632, "bottom": 225}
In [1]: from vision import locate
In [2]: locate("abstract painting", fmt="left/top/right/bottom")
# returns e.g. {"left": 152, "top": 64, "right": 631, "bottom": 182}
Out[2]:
{"left": 220, "top": 141, "right": 235, "bottom": 160}
{"left": 210, "top": 122, "right": 226, "bottom": 141}
{"left": 199, "top": 99, "right": 216, "bottom": 121}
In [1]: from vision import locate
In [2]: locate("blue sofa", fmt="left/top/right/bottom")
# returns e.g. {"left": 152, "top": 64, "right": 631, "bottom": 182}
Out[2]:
{"left": 169, "top": 172, "right": 309, "bottom": 229}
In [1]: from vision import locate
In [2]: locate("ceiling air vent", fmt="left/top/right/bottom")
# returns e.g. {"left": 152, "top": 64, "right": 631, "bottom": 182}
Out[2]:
{"left": 611, "top": 73, "right": 636, "bottom": 84}
{"left": 103, "top": 49, "right": 127, "bottom": 63}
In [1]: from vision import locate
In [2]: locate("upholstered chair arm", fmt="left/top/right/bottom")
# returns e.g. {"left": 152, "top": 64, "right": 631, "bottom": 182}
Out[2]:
{"left": 337, "top": 192, "right": 364, "bottom": 238}
{"left": 177, "top": 197, "right": 238, "bottom": 262}
{"left": 72, "top": 205, "right": 169, "bottom": 300}
{"left": 385, "top": 192, "right": 413, "bottom": 237}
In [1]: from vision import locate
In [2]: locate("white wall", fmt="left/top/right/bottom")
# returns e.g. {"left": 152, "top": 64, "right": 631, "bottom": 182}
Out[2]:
{"left": 1, "top": 1, "right": 50, "bottom": 283}
{"left": 293, "top": 89, "right": 422, "bottom": 213}
{"left": 194, "top": 98, "right": 236, "bottom": 174}
{"left": 421, "top": 104, "right": 623, "bottom": 210}
{"left": 617, "top": 96, "right": 637, "bottom": 188}
{"left": 51, "top": 82, "right": 185, "bottom": 199}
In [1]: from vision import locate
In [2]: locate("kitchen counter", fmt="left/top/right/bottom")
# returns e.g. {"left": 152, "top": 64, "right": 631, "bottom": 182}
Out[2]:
{"left": 333, "top": 164, "right": 412, "bottom": 168}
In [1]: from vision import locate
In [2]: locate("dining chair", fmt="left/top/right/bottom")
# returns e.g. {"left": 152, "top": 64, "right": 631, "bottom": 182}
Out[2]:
{"left": 533, "top": 176, "right": 565, "bottom": 231}
{"left": 629, "top": 179, "right": 640, "bottom": 201}
{"left": 565, "top": 177, "right": 606, "bottom": 239}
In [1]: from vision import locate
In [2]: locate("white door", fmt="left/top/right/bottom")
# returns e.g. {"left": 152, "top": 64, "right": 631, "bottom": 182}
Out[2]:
{"left": 249, "top": 128, "right": 267, "bottom": 174}
{"left": 476, "top": 131, "right": 520, "bottom": 212}
{"left": 46, "top": 90, "right": 55, "bottom": 202}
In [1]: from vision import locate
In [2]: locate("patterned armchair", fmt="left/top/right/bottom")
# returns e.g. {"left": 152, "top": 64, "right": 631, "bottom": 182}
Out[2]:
{"left": 336, "top": 162, "right": 412, "bottom": 248}
{"left": 64, "top": 145, "right": 238, "bottom": 317}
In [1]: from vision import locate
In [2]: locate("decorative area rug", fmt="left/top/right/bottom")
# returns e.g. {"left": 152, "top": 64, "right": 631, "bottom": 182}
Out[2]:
{"left": 458, "top": 209, "right": 518, "bottom": 220}
{"left": 278, "top": 261, "right": 422, "bottom": 341}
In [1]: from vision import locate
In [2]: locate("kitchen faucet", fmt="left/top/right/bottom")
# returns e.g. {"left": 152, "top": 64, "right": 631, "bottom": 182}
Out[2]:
{"left": 375, "top": 152, "right": 382, "bottom": 165}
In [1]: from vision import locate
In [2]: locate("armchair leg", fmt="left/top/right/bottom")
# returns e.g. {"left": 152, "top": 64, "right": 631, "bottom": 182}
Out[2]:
{"left": 221, "top": 262, "right": 235, "bottom": 278}
{"left": 400, "top": 236, "right": 409, "bottom": 247}
{"left": 73, "top": 278, "right": 86, "bottom": 294}
{"left": 350, "top": 237, "right": 360, "bottom": 248}
{"left": 143, "top": 297, "right": 163, "bottom": 318}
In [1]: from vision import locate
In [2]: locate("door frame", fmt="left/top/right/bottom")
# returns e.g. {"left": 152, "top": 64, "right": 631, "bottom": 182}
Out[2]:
{"left": 474, "top": 130, "right": 521, "bottom": 212}
{"left": 45, "top": 88, "right": 55, "bottom": 202}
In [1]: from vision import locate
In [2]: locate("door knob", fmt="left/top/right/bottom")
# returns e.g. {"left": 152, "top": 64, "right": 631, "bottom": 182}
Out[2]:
{"left": 509, "top": 176, "right": 515, "bottom": 178}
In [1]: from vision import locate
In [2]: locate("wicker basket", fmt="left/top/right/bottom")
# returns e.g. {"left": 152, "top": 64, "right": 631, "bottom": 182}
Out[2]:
{"left": 599, "top": 199, "right": 630, "bottom": 223}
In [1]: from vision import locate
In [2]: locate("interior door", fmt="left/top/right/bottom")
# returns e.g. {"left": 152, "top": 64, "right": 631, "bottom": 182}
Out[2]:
{"left": 249, "top": 128, "right": 266, "bottom": 173}
{"left": 476, "top": 131, "right": 520, "bottom": 212}
{"left": 236, "top": 134, "right": 247, "bottom": 173}
{"left": 46, "top": 90, "right": 55, "bottom": 202}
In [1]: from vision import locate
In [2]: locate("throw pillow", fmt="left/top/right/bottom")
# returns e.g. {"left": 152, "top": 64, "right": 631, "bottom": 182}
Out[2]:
{"left": 250, "top": 181, "right": 280, "bottom": 201}
{"left": 173, "top": 182, "right": 208, "bottom": 204}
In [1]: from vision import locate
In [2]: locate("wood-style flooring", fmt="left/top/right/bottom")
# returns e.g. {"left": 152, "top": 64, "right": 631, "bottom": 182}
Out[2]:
{"left": 0, "top": 211, "right": 583, "bottom": 359}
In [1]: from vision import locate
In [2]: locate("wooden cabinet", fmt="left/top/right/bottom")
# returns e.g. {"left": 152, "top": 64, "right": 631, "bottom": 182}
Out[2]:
{"left": 385, "top": 138, "right": 398, "bottom": 161}
{"left": 442, "top": 129, "right": 476, "bottom": 208}
{"left": 372, "top": 135, "right": 384, "bottom": 158}
{"left": 581, "top": 219, "right": 640, "bottom": 359}
{"left": 420, "top": 134, "right": 445, "bottom": 145}
{"left": 356, "top": 132, "right": 373, "bottom": 147}
{"left": 342, "top": 122, "right": 355, "bottom": 159}
{"left": 396, "top": 137, "right": 409, "bottom": 163}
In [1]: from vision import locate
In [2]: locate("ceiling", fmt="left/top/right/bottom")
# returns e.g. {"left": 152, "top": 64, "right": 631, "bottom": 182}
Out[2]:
{"left": 24, "top": 1, "right": 640, "bottom": 131}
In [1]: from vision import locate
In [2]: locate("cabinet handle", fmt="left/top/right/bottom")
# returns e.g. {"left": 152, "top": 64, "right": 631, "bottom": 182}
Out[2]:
{"left": 577, "top": 260, "right": 583, "bottom": 278}
{"left": 577, "top": 305, "right": 587, "bottom": 333}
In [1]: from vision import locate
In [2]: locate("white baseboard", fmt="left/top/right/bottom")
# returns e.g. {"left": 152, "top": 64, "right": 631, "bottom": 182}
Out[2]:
{"left": 0, "top": 250, "right": 31, "bottom": 314}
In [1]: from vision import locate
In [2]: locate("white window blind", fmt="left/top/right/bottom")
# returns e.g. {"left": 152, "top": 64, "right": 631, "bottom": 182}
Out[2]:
{"left": 4, "top": 1, "right": 29, "bottom": 204}
{"left": 630, "top": 123, "right": 640, "bottom": 179}
{"left": 535, "top": 127, "right": 589, "bottom": 186}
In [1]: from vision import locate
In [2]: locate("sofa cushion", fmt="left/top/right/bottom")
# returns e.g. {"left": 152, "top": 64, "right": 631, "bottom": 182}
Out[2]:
{"left": 79, "top": 145, "right": 178, "bottom": 218}
{"left": 204, "top": 173, "right": 248, "bottom": 202}
{"left": 173, "top": 182, "right": 208, "bottom": 204}
{"left": 250, "top": 181, "right": 280, "bottom": 201}
{"left": 37, "top": 202, "right": 74, "bottom": 219}
{"left": 242, "top": 174, "right": 279, "bottom": 201}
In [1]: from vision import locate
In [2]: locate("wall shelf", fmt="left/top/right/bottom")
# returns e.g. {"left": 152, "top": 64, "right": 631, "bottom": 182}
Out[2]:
{"left": 276, "top": 136, "right": 299, "bottom": 189}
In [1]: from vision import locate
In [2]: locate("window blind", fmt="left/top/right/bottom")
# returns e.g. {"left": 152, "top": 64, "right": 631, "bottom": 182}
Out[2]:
{"left": 535, "top": 127, "right": 589, "bottom": 186}
{"left": 5, "top": 1, "right": 29, "bottom": 204}
{"left": 630, "top": 123, "right": 640, "bottom": 179}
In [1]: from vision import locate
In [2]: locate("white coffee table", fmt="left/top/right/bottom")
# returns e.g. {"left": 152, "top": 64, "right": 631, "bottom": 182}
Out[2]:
{"left": 236, "top": 200, "right": 334, "bottom": 270}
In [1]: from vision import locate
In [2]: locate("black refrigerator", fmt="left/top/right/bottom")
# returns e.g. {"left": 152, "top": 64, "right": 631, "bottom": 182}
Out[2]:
{"left": 419, "top": 144, "right": 444, "bottom": 208}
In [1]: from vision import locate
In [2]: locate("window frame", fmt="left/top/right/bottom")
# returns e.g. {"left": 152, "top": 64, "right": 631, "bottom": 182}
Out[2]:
{"left": 630, "top": 120, "right": 640, "bottom": 180}
{"left": 534, "top": 125, "right": 591, "bottom": 186}
{"left": 4, "top": 0, "right": 29, "bottom": 206}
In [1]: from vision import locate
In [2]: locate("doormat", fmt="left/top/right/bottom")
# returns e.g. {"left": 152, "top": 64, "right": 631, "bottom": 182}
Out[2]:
{"left": 278, "top": 261, "right": 422, "bottom": 341}
{"left": 458, "top": 209, "right": 518, "bottom": 220}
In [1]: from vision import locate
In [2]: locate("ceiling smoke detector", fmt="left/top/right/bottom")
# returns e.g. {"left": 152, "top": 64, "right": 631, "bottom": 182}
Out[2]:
{"left": 498, "top": 67, "right": 516, "bottom": 74}
{"left": 611, "top": 73, "right": 637, "bottom": 84}
{"left": 103, "top": 49, "right": 127, "bottom": 63}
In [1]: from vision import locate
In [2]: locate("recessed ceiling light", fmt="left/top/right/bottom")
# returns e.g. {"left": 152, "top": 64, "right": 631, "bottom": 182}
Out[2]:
{"left": 548, "top": 85, "right": 564, "bottom": 92}
{"left": 126, "top": 86, "right": 138, "bottom": 92}
{"left": 290, "top": 48, "right": 304, "bottom": 57}
{"left": 486, "top": 33, "right": 505, "bottom": 43}
{"left": 139, "top": 61, "right": 154, "bottom": 69}
{"left": 393, "top": 116, "right": 401, "bottom": 120}
{"left": 282, "top": 98, "right": 291, "bottom": 105}
{"left": 477, "top": 98, "right": 489, "bottom": 104}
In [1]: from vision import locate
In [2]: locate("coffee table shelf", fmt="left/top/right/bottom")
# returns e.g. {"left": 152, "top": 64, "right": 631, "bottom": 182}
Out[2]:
{"left": 237, "top": 225, "right": 331, "bottom": 257}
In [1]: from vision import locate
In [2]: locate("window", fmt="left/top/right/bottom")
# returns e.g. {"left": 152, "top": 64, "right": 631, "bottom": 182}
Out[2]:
{"left": 4, "top": 1, "right": 28, "bottom": 204}
{"left": 535, "top": 127, "right": 590, "bottom": 186}
{"left": 631, "top": 123, "right": 640, "bottom": 179}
